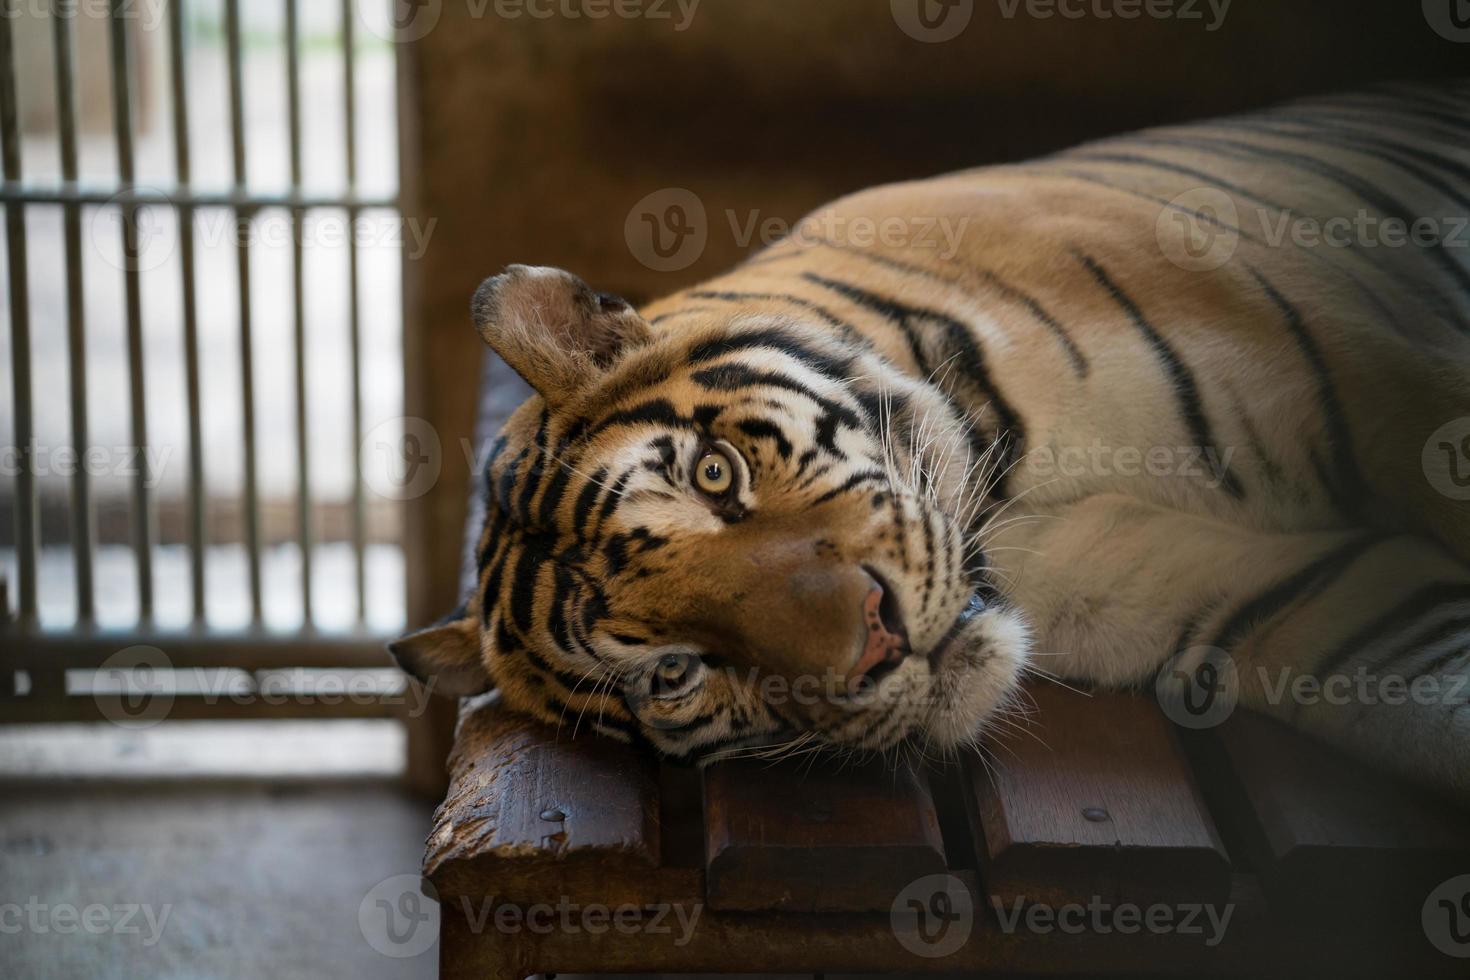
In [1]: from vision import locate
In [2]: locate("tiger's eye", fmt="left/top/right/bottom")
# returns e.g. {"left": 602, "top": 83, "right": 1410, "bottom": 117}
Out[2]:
{"left": 693, "top": 449, "right": 733, "bottom": 496}
{"left": 657, "top": 654, "right": 687, "bottom": 682}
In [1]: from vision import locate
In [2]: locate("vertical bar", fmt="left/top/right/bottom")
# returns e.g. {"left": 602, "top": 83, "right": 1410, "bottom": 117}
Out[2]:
{"left": 53, "top": 1, "right": 93, "bottom": 625}
{"left": 110, "top": 0, "right": 154, "bottom": 625}
{"left": 0, "top": 1, "right": 37, "bottom": 626}
{"left": 168, "top": 0, "right": 206, "bottom": 625}
{"left": 285, "top": 0, "right": 312, "bottom": 626}
{"left": 343, "top": 0, "right": 366, "bottom": 624}
{"left": 225, "top": 0, "right": 262, "bottom": 624}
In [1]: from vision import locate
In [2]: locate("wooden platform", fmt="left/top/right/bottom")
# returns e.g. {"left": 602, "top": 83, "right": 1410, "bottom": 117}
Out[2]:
{"left": 424, "top": 682, "right": 1470, "bottom": 979}
{"left": 423, "top": 354, "right": 1470, "bottom": 978}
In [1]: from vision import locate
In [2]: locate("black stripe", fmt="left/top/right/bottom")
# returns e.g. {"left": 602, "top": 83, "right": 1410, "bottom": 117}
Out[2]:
{"left": 686, "top": 292, "right": 871, "bottom": 351}
{"left": 1053, "top": 154, "right": 1434, "bottom": 339}
{"left": 813, "top": 241, "right": 1090, "bottom": 378}
{"left": 803, "top": 272, "right": 1022, "bottom": 479}
{"left": 691, "top": 364, "right": 863, "bottom": 427}
{"left": 736, "top": 418, "right": 793, "bottom": 460}
{"left": 589, "top": 398, "right": 693, "bottom": 439}
{"left": 479, "top": 532, "right": 515, "bottom": 627}
{"left": 1311, "top": 582, "right": 1470, "bottom": 685}
{"left": 571, "top": 466, "right": 609, "bottom": 542}
{"left": 1224, "top": 118, "right": 1470, "bottom": 212}
{"left": 593, "top": 467, "right": 635, "bottom": 539}
{"left": 686, "top": 325, "right": 856, "bottom": 378}
{"left": 509, "top": 544, "right": 543, "bottom": 634}
{"left": 1207, "top": 535, "right": 1380, "bottom": 655}
{"left": 1135, "top": 132, "right": 1470, "bottom": 305}
{"left": 1073, "top": 251, "right": 1244, "bottom": 499}
{"left": 1246, "top": 266, "right": 1363, "bottom": 517}
{"left": 811, "top": 468, "right": 888, "bottom": 506}
{"left": 1406, "top": 617, "right": 1470, "bottom": 681}
{"left": 802, "top": 272, "right": 935, "bottom": 376}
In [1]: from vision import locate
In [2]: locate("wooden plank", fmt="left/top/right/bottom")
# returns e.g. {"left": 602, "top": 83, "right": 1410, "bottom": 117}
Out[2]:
{"left": 436, "top": 864, "right": 1466, "bottom": 980}
{"left": 424, "top": 696, "right": 661, "bottom": 904}
{"left": 703, "top": 756, "right": 947, "bottom": 912}
{"left": 969, "top": 684, "right": 1231, "bottom": 909}
{"left": 1203, "top": 711, "right": 1470, "bottom": 929}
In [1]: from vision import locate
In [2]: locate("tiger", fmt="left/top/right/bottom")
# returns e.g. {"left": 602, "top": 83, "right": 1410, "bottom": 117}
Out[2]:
{"left": 391, "top": 80, "right": 1470, "bottom": 804}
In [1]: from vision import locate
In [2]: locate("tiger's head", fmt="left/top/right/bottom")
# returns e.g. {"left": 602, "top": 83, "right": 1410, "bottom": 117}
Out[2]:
{"left": 391, "top": 264, "right": 1031, "bottom": 761}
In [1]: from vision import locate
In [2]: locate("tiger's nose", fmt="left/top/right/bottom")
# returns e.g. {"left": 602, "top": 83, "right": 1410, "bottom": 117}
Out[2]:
{"left": 847, "top": 568, "right": 910, "bottom": 691}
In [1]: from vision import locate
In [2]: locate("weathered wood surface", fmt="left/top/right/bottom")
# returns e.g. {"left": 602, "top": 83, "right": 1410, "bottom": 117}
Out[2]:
{"left": 424, "top": 694, "right": 662, "bottom": 903}
{"left": 1203, "top": 711, "right": 1470, "bottom": 926}
{"left": 703, "top": 755, "right": 947, "bottom": 911}
{"left": 969, "top": 684, "right": 1232, "bottom": 908}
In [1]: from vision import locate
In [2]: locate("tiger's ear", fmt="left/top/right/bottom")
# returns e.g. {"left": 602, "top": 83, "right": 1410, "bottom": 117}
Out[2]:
{"left": 470, "top": 265, "right": 652, "bottom": 405}
{"left": 388, "top": 610, "right": 492, "bottom": 698}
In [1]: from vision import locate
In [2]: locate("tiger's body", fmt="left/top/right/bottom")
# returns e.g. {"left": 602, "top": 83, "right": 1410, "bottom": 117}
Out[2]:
{"left": 393, "top": 81, "right": 1470, "bottom": 803}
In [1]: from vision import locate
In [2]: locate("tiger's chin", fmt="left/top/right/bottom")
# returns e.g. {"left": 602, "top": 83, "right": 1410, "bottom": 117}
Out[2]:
{"left": 917, "top": 604, "right": 1032, "bottom": 753}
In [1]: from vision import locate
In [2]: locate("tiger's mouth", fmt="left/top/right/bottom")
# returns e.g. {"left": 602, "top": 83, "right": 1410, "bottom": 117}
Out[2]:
{"left": 926, "top": 592, "right": 989, "bottom": 668}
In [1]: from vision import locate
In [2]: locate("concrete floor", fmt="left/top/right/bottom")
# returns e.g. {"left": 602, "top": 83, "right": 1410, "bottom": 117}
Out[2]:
{"left": 0, "top": 778, "right": 438, "bottom": 980}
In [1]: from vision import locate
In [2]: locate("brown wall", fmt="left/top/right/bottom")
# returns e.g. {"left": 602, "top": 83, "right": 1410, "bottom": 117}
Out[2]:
{"left": 399, "top": 0, "right": 1468, "bottom": 625}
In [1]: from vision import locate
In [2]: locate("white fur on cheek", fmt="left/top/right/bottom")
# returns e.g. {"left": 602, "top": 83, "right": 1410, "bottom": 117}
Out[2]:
{"left": 925, "top": 608, "right": 1032, "bottom": 750}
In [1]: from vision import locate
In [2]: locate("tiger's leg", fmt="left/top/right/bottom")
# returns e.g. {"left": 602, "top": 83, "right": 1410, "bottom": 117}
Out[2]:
{"left": 997, "top": 494, "right": 1470, "bottom": 803}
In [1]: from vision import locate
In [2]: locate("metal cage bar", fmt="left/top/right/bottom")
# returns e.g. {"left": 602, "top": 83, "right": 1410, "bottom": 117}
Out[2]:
{"left": 0, "top": 0, "right": 36, "bottom": 626}
{"left": 52, "top": 0, "right": 94, "bottom": 627}
{"left": 285, "top": 0, "right": 313, "bottom": 627}
{"left": 167, "top": 0, "right": 207, "bottom": 626}
{"left": 109, "top": 0, "right": 155, "bottom": 624}
{"left": 344, "top": 0, "right": 368, "bottom": 625}
{"left": 224, "top": 0, "right": 263, "bottom": 626}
